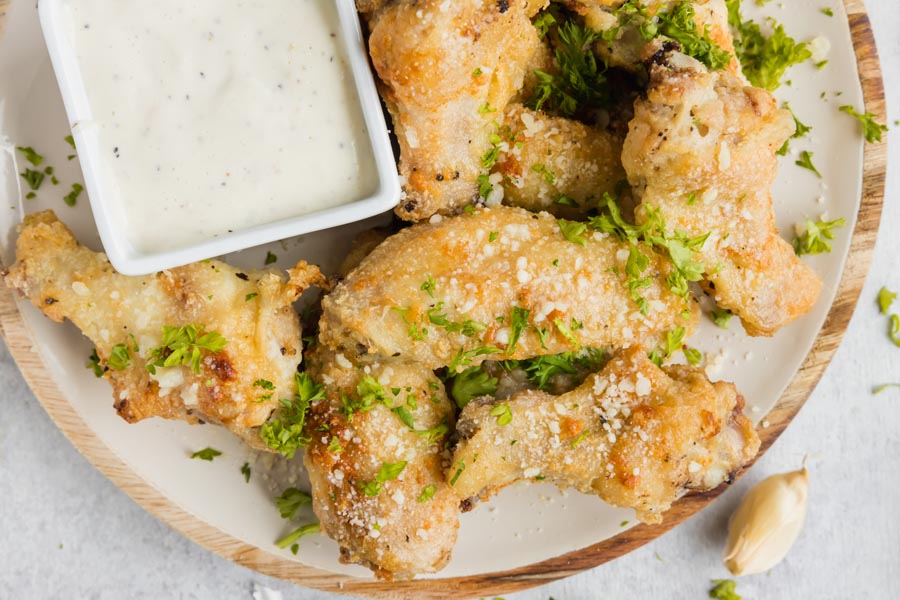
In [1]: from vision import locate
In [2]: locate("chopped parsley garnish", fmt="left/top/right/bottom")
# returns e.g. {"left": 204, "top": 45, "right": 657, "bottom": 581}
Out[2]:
{"left": 506, "top": 307, "right": 530, "bottom": 354}
{"left": 839, "top": 105, "right": 888, "bottom": 143}
{"left": 650, "top": 327, "right": 686, "bottom": 366}
{"left": 449, "top": 460, "right": 466, "bottom": 486}
{"left": 532, "top": 10, "right": 556, "bottom": 39}
{"left": 64, "top": 135, "right": 75, "bottom": 150}
{"left": 890, "top": 314, "right": 900, "bottom": 348}
{"left": 874, "top": 383, "right": 900, "bottom": 395}
{"left": 417, "top": 484, "right": 437, "bottom": 503}
{"left": 555, "top": 195, "right": 579, "bottom": 207}
{"left": 450, "top": 365, "right": 498, "bottom": 408}
{"left": 391, "top": 405, "right": 416, "bottom": 429}
{"left": 259, "top": 373, "right": 325, "bottom": 458}
{"left": 793, "top": 217, "right": 845, "bottom": 256}
{"left": 244, "top": 293, "right": 258, "bottom": 302}
{"left": 360, "top": 461, "right": 408, "bottom": 497}
{"left": 146, "top": 324, "right": 227, "bottom": 375}
{"left": 624, "top": 245, "right": 652, "bottom": 314}
{"left": 417, "top": 423, "right": 450, "bottom": 445}
{"left": 472, "top": 67, "right": 483, "bottom": 77}
{"left": 342, "top": 375, "right": 389, "bottom": 417}
{"left": 87, "top": 349, "right": 107, "bottom": 378}
{"left": 777, "top": 102, "right": 812, "bottom": 155}
{"left": 878, "top": 287, "right": 896, "bottom": 315}
{"left": 478, "top": 102, "right": 497, "bottom": 115}
{"left": 264, "top": 251, "right": 278, "bottom": 265}
{"left": 710, "top": 307, "right": 734, "bottom": 329}
{"left": 63, "top": 183, "right": 84, "bottom": 207}
{"left": 107, "top": 343, "right": 132, "bottom": 371}
{"left": 553, "top": 317, "right": 582, "bottom": 349}
{"left": 392, "top": 306, "right": 428, "bottom": 341}
{"left": 275, "top": 523, "right": 319, "bottom": 551}
{"left": 421, "top": 275, "right": 437, "bottom": 297}
{"left": 531, "top": 163, "right": 556, "bottom": 184}
{"left": 489, "top": 403, "right": 513, "bottom": 426}
{"left": 489, "top": 231, "right": 500, "bottom": 242}
{"left": 21, "top": 168, "right": 45, "bottom": 191}
{"left": 727, "top": 0, "right": 811, "bottom": 91}
{"left": 254, "top": 379, "right": 276, "bottom": 391}
{"left": 519, "top": 348, "right": 605, "bottom": 391}
{"left": 656, "top": 2, "right": 732, "bottom": 70}
{"left": 477, "top": 173, "right": 493, "bottom": 199}
{"left": 571, "top": 430, "right": 591, "bottom": 448}
{"left": 795, "top": 150, "right": 821, "bottom": 177}
{"left": 683, "top": 347, "right": 703, "bottom": 366}
{"left": 557, "top": 219, "right": 589, "bottom": 246}
{"left": 821, "top": 8, "right": 834, "bottom": 16}
{"left": 16, "top": 146, "right": 43, "bottom": 166}
{"left": 190, "top": 447, "right": 222, "bottom": 461}
{"left": 327, "top": 435, "right": 343, "bottom": 454}
{"left": 709, "top": 579, "right": 742, "bottom": 600}
{"left": 527, "top": 19, "right": 608, "bottom": 118}
{"left": 448, "top": 345, "right": 501, "bottom": 373}
{"left": 276, "top": 487, "right": 312, "bottom": 520}
{"left": 241, "top": 462, "right": 251, "bottom": 483}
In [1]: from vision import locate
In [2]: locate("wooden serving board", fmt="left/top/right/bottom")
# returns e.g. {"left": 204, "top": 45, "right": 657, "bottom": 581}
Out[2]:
{"left": 0, "top": 0, "right": 886, "bottom": 597}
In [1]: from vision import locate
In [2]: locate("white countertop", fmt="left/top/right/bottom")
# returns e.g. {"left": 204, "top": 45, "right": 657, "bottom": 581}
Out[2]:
{"left": 1, "top": 2, "right": 897, "bottom": 598}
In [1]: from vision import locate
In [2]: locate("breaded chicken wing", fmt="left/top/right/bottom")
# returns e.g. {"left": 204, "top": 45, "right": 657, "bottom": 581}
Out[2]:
{"left": 567, "top": 0, "right": 741, "bottom": 76}
{"left": 303, "top": 347, "right": 459, "bottom": 579}
{"left": 3, "top": 211, "right": 323, "bottom": 448}
{"left": 319, "top": 205, "right": 698, "bottom": 370}
{"left": 367, "top": 0, "right": 548, "bottom": 221}
{"left": 450, "top": 345, "right": 760, "bottom": 523}
{"left": 622, "top": 49, "right": 821, "bottom": 335}
{"left": 492, "top": 104, "right": 626, "bottom": 217}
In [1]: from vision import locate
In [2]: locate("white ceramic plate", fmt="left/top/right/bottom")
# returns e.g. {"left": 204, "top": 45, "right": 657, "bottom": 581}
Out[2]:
{"left": 0, "top": 0, "right": 866, "bottom": 581}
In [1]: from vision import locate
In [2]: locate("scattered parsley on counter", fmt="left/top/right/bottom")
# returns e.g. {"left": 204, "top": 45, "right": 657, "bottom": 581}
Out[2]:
{"left": 16, "top": 146, "right": 43, "bottom": 166}
{"left": 878, "top": 287, "right": 896, "bottom": 315}
{"left": 709, "top": 579, "right": 742, "bottom": 600}
{"left": 839, "top": 105, "right": 888, "bottom": 143}
{"left": 874, "top": 383, "right": 900, "bottom": 395}
{"left": 21, "top": 168, "right": 45, "bottom": 191}
{"left": 63, "top": 183, "right": 84, "bottom": 207}
{"left": 821, "top": 8, "right": 834, "bottom": 16}
{"left": 190, "top": 447, "right": 222, "bottom": 461}
{"left": 276, "top": 487, "right": 312, "bottom": 520}
{"left": 240, "top": 462, "right": 251, "bottom": 483}
{"left": 889, "top": 314, "right": 900, "bottom": 348}
{"left": 793, "top": 217, "right": 845, "bottom": 256}
{"left": 794, "top": 150, "right": 821, "bottom": 178}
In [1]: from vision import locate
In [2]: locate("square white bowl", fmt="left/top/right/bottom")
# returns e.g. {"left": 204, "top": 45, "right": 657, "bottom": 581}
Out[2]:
{"left": 39, "top": 0, "right": 399, "bottom": 275}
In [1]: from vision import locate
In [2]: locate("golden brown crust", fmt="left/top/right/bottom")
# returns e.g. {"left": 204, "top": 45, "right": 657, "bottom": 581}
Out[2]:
{"left": 303, "top": 347, "right": 459, "bottom": 579}
{"left": 367, "top": 0, "right": 548, "bottom": 221}
{"left": 4, "top": 211, "right": 322, "bottom": 447}
{"left": 622, "top": 50, "right": 821, "bottom": 336}
{"left": 319, "top": 205, "right": 699, "bottom": 370}
{"left": 450, "top": 346, "right": 760, "bottom": 523}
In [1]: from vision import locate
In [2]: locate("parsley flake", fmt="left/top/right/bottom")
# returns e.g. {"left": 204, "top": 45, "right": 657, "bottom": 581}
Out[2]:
{"left": 190, "top": 447, "right": 221, "bottom": 461}
{"left": 275, "top": 523, "right": 319, "bottom": 551}
{"left": 709, "top": 579, "right": 742, "bottom": 600}
{"left": 417, "top": 484, "right": 436, "bottom": 503}
{"left": 259, "top": 373, "right": 324, "bottom": 458}
{"left": 16, "top": 146, "right": 43, "bottom": 166}
{"left": 451, "top": 365, "right": 498, "bottom": 408}
{"left": 489, "top": 403, "right": 513, "bottom": 426}
{"left": 839, "top": 105, "right": 888, "bottom": 143}
{"left": 241, "top": 462, "right": 251, "bottom": 482}
{"left": 558, "top": 219, "right": 589, "bottom": 246}
{"left": 360, "top": 461, "right": 408, "bottom": 497}
{"left": 146, "top": 324, "right": 227, "bottom": 375}
{"left": 878, "top": 287, "right": 896, "bottom": 315}
{"left": 276, "top": 487, "right": 312, "bottom": 520}
{"left": 793, "top": 217, "right": 845, "bottom": 256}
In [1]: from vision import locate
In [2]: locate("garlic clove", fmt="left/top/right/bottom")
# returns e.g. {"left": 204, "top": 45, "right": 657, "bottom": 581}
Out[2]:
{"left": 723, "top": 463, "right": 809, "bottom": 576}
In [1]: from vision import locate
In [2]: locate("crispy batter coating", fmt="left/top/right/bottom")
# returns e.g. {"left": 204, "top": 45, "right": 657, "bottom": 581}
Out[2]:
{"left": 3, "top": 211, "right": 322, "bottom": 448}
{"left": 367, "top": 0, "right": 548, "bottom": 221}
{"left": 568, "top": 0, "right": 742, "bottom": 76}
{"left": 320, "top": 206, "right": 698, "bottom": 370}
{"left": 622, "top": 49, "right": 821, "bottom": 336}
{"left": 303, "top": 347, "right": 458, "bottom": 579}
{"left": 492, "top": 104, "right": 626, "bottom": 217}
{"left": 450, "top": 346, "right": 760, "bottom": 523}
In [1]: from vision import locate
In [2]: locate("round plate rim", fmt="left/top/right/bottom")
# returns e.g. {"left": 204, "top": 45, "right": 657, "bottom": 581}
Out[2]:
{"left": 0, "top": 0, "right": 886, "bottom": 597}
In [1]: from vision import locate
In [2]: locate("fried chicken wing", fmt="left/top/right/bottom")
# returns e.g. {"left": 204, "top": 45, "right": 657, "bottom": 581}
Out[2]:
{"left": 3, "top": 211, "right": 323, "bottom": 447}
{"left": 303, "top": 347, "right": 459, "bottom": 579}
{"left": 367, "top": 0, "right": 548, "bottom": 221}
{"left": 320, "top": 205, "right": 698, "bottom": 370}
{"left": 450, "top": 345, "right": 760, "bottom": 523}
{"left": 492, "top": 104, "right": 626, "bottom": 217}
{"left": 622, "top": 49, "right": 821, "bottom": 335}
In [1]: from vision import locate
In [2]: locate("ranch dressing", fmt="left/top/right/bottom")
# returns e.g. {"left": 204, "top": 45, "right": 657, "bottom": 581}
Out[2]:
{"left": 61, "top": 0, "right": 377, "bottom": 253}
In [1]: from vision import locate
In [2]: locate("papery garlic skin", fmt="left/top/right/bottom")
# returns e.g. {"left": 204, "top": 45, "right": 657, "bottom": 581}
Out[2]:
{"left": 724, "top": 464, "right": 809, "bottom": 576}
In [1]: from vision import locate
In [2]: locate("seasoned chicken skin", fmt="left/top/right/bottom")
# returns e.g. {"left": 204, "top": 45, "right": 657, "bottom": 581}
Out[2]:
{"left": 303, "top": 347, "right": 459, "bottom": 580}
{"left": 319, "top": 206, "right": 698, "bottom": 370}
{"left": 3, "top": 211, "right": 323, "bottom": 448}
{"left": 492, "top": 104, "right": 627, "bottom": 217}
{"left": 367, "top": 0, "right": 548, "bottom": 221}
{"left": 450, "top": 346, "right": 760, "bottom": 523}
{"left": 622, "top": 49, "right": 821, "bottom": 335}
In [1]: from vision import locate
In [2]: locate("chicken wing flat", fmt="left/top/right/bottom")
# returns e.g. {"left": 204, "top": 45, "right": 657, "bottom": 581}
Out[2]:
{"left": 622, "top": 49, "right": 821, "bottom": 335}
{"left": 449, "top": 345, "right": 760, "bottom": 523}
{"left": 319, "top": 205, "right": 698, "bottom": 371}
{"left": 303, "top": 346, "right": 459, "bottom": 579}
{"left": 491, "top": 104, "right": 626, "bottom": 217}
{"left": 367, "top": 0, "right": 547, "bottom": 221}
{"left": 3, "top": 211, "right": 323, "bottom": 448}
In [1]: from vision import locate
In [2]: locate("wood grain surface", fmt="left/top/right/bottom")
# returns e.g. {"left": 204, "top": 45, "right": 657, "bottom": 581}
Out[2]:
{"left": 0, "top": 1, "right": 886, "bottom": 598}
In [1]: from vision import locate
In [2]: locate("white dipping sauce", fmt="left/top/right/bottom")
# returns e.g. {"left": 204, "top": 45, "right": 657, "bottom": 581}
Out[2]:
{"left": 61, "top": 0, "right": 377, "bottom": 253}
